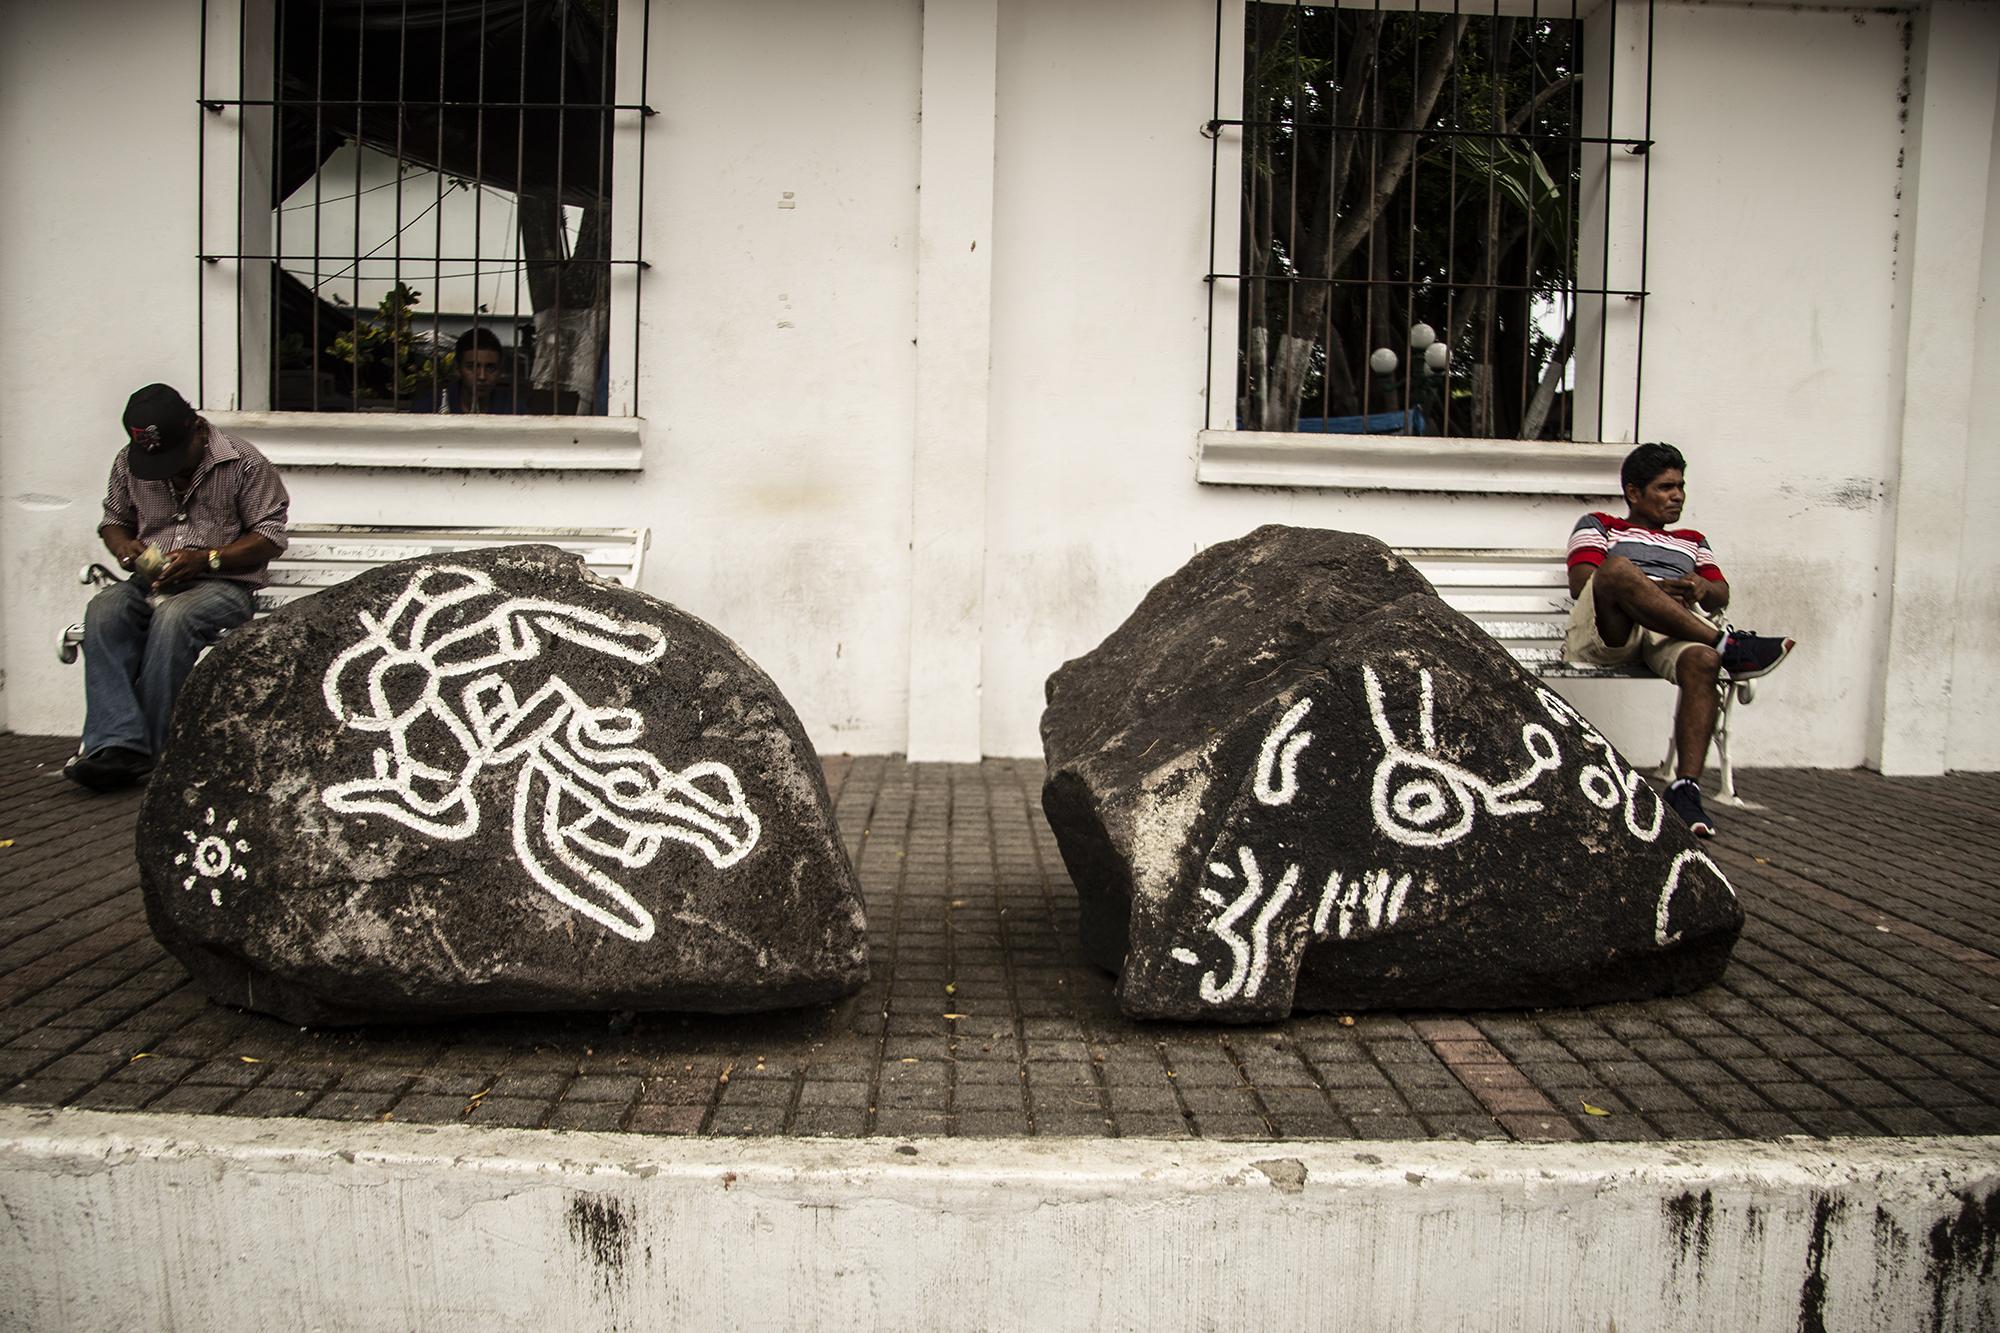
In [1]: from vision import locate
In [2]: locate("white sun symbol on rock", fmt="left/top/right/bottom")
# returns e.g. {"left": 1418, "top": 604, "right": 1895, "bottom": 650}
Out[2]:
{"left": 175, "top": 807, "right": 252, "bottom": 906}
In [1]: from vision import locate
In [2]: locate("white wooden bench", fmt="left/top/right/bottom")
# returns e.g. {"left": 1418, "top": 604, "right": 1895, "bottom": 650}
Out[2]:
{"left": 58, "top": 523, "right": 650, "bottom": 660}
{"left": 1399, "top": 547, "right": 1755, "bottom": 804}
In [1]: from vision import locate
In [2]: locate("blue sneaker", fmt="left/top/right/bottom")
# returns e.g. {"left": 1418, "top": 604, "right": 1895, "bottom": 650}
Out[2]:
{"left": 1665, "top": 778, "right": 1716, "bottom": 838}
{"left": 1718, "top": 629, "right": 1794, "bottom": 681}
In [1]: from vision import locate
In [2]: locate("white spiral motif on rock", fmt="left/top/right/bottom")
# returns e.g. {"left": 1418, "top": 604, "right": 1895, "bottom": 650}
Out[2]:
{"left": 1365, "top": 665, "right": 1562, "bottom": 848}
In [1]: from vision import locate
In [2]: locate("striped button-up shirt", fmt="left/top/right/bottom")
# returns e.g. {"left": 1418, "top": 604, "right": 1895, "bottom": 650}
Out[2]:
{"left": 99, "top": 423, "right": 290, "bottom": 588}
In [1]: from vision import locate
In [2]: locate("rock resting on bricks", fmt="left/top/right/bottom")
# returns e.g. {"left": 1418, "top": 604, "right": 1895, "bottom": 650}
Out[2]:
{"left": 1040, "top": 524, "right": 1744, "bottom": 1023}
{"left": 137, "top": 544, "right": 868, "bottom": 1025}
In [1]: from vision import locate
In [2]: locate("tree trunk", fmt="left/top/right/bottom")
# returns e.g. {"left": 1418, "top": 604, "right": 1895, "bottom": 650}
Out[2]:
{"left": 1452, "top": 19, "right": 1516, "bottom": 437}
{"left": 1252, "top": 327, "right": 1320, "bottom": 431}
{"left": 1321, "top": 16, "right": 1471, "bottom": 281}
{"left": 1519, "top": 311, "right": 1574, "bottom": 440}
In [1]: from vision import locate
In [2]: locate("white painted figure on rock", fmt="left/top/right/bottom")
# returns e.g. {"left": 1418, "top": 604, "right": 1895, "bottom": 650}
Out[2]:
{"left": 1039, "top": 522, "right": 1748, "bottom": 1020}
{"left": 320, "top": 565, "right": 761, "bottom": 943}
{"left": 1565, "top": 443, "right": 1797, "bottom": 840}
{"left": 1177, "top": 664, "right": 1725, "bottom": 1004}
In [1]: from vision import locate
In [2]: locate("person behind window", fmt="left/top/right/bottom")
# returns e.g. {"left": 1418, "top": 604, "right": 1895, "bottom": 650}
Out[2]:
{"left": 421, "top": 326, "right": 526, "bottom": 414}
{"left": 68, "top": 385, "right": 290, "bottom": 791}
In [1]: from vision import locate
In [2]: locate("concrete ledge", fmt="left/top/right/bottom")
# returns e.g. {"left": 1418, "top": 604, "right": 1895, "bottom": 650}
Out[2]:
{"left": 1195, "top": 430, "right": 1628, "bottom": 495}
{"left": 205, "top": 411, "right": 644, "bottom": 471}
{"left": 4, "top": 1107, "right": 1994, "bottom": 1330}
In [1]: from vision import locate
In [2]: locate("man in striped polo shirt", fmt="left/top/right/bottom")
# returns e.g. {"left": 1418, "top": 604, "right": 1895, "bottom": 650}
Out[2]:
{"left": 1565, "top": 442, "right": 1794, "bottom": 838}
{"left": 65, "top": 385, "right": 290, "bottom": 792}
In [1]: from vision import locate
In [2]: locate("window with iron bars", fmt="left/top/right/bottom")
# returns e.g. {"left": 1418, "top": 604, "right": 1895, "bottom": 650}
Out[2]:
{"left": 197, "top": 0, "right": 650, "bottom": 417}
{"left": 1206, "top": 0, "right": 1653, "bottom": 443}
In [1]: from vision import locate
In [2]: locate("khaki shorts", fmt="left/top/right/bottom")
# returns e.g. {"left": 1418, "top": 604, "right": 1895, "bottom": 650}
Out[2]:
{"left": 1565, "top": 575, "right": 1714, "bottom": 682}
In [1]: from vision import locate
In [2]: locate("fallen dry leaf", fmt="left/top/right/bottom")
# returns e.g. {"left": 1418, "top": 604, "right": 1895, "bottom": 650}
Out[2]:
{"left": 1581, "top": 1102, "right": 1611, "bottom": 1116}
{"left": 239, "top": 1056, "right": 261, "bottom": 1064}
{"left": 129, "top": 1052, "right": 153, "bottom": 1063}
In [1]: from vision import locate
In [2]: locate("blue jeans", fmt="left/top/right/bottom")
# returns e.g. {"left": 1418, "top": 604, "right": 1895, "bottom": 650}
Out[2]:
{"left": 82, "top": 578, "right": 255, "bottom": 758}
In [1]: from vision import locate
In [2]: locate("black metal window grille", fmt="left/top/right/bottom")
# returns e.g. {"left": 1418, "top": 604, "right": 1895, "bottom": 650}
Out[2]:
{"left": 1207, "top": 0, "right": 1654, "bottom": 441}
{"left": 198, "top": 0, "right": 652, "bottom": 416}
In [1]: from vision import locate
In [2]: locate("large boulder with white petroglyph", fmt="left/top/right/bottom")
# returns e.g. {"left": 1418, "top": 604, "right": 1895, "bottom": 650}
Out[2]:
{"left": 1041, "top": 524, "right": 1742, "bottom": 1022}
{"left": 136, "top": 544, "right": 867, "bottom": 1024}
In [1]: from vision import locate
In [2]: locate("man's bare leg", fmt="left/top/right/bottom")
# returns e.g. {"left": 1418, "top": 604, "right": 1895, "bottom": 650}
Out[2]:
{"left": 1591, "top": 555, "right": 1723, "bottom": 648}
{"left": 1671, "top": 644, "right": 1722, "bottom": 781}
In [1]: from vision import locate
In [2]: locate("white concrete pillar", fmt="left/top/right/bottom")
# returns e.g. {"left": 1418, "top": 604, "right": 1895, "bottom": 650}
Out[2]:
{"left": 906, "top": 0, "right": 999, "bottom": 761}
{"left": 198, "top": 0, "right": 276, "bottom": 412}
{"left": 1873, "top": 1, "right": 2000, "bottom": 775}
{"left": 1572, "top": 0, "right": 1653, "bottom": 447}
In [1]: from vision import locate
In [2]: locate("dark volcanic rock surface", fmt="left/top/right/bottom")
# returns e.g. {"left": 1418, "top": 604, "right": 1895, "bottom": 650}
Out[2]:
{"left": 139, "top": 545, "right": 867, "bottom": 1024}
{"left": 1041, "top": 524, "right": 1743, "bottom": 1022}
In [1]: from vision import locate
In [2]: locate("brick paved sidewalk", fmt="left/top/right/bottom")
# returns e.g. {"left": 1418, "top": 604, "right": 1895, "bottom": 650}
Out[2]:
{"left": 2, "top": 732, "right": 1995, "bottom": 1143}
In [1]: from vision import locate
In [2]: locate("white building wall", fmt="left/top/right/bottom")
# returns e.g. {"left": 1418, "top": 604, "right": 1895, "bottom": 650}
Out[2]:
{"left": 2, "top": 0, "right": 1995, "bottom": 773}
{"left": 1634, "top": 3, "right": 1911, "bottom": 770}
{"left": 0, "top": 0, "right": 203, "bottom": 740}
{"left": 980, "top": 0, "right": 1941, "bottom": 766}
{"left": 1949, "top": 80, "right": 2000, "bottom": 772}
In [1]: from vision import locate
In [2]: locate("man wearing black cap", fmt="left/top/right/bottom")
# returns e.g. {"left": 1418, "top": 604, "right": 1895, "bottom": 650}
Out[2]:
{"left": 66, "top": 384, "right": 290, "bottom": 791}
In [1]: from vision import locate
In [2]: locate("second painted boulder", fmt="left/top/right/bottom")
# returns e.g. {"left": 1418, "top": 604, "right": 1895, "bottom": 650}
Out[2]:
{"left": 1041, "top": 524, "right": 1742, "bottom": 1022}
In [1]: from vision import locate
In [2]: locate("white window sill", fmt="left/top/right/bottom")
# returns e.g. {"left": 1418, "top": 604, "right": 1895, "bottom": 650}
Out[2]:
{"left": 1196, "top": 431, "right": 1627, "bottom": 496}
{"left": 205, "top": 412, "right": 643, "bottom": 471}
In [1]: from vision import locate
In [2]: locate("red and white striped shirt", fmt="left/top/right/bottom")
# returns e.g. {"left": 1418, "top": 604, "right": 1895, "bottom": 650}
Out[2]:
{"left": 1566, "top": 512, "right": 1723, "bottom": 584}
{"left": 99, "top": 423, "right": 290, "bottom": 588}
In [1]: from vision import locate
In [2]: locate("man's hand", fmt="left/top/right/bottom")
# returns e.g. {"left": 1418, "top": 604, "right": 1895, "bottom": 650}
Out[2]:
{"left": 109, "top": 535, "right": 148, "bottom": 572}
{"left": 1657, "top": 576, "right": 1704, "bottom": 608}
{"left": 152, "top": 547, "right": 210, "bottom": 591}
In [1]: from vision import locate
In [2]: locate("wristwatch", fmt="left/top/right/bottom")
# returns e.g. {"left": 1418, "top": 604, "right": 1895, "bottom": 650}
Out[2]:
{"left": 207, "top": 549, "right": 221, "bottom": 572}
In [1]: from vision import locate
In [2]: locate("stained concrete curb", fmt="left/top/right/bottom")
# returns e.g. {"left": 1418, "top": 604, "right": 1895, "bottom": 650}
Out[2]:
{"left": 3, "top": 1107, "right": 1994, "bottom": 1330}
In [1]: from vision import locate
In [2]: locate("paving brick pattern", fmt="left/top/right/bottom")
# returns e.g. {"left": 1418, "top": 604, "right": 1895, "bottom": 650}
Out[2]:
{"left": 2, "top": 733, "right": 1996, "bottom": 1142}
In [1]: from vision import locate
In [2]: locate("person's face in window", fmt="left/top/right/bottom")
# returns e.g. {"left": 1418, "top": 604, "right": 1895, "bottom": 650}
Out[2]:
{"left": 459, "top": 347, "right": 503, "bottom": 395}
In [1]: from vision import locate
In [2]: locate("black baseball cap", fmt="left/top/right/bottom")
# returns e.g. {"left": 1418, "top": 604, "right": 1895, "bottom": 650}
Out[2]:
{"left": 121, "top": 384, "right": 200, "bottom": 481}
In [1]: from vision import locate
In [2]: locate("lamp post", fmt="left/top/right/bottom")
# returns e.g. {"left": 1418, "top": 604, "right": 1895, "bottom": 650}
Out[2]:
{"left": 1360, "top": 322, "right": 1456, "bottom": 430}
{"left": 1410, "top": 322, "right": 1449, "bottom": 435}
{"left": 1365, "top": 326, "right": 1450, "bottom": 434}
{"left": 1367, "top": 347, "right": 1399, "bottom": 431}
